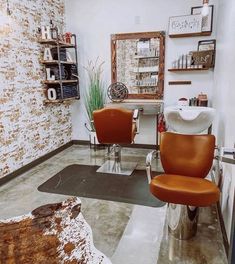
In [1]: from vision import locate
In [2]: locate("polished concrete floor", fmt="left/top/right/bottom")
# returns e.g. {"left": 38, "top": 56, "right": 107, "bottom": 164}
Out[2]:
{"left": 0, "top": 145, "right": 228, "bottom": 264}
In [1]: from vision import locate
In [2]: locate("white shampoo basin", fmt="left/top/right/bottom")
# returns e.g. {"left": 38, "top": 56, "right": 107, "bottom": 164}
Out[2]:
{"left": 164, "top": 106, "right": 216, "bottom": 134}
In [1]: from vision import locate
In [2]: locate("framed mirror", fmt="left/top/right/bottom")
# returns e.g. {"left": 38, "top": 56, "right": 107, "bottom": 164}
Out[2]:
{"left": 111, "top": 31, "right": 165, "bottom": 100}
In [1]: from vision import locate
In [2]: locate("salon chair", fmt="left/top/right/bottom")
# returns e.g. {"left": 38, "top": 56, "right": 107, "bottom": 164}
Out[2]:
{"left": 146, "top": 132, "right": 220, "bottom": 239}
{"left": 93, "top": 107, "right": 139, "bottom": 175}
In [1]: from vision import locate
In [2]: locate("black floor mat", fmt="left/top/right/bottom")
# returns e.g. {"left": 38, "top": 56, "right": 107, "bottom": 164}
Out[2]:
{"left": 38, "top": 164, "right": 165, "bottom": 207}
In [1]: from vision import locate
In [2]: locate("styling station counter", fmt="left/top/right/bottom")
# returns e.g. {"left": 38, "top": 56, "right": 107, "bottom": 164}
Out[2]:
{"left": 105, "top": 99, "right": 164, "bottom": 147}
{"left": 105, "top": 99, "right": 163, "bottom": 115}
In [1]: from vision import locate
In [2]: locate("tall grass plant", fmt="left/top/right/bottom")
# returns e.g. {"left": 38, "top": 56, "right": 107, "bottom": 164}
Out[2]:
{"left": 84, "top": 59, "right": 106, "bottom": 131}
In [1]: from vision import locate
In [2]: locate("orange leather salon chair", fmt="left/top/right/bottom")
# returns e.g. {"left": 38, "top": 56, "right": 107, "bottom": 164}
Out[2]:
{"left": 93, "top": 107, "right": 138, "bottom": 175}
{"left": 146, "top": 132, "right": 220, "bottom": 239}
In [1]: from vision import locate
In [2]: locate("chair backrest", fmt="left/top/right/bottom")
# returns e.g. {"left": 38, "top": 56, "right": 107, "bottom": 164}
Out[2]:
{"left": 160, "top": 132, "right": 215, "bottom": 178}
{"left": 93, "top": 107, "right": 134, "bottom": 144}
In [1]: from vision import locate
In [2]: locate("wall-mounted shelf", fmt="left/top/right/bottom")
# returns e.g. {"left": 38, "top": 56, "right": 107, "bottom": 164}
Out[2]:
{"left": 39, "top": 34, "right": 80, "bottom": 103}
{"left": 38, "top": 39, "right": 75, "bottom": 48}
{"left": 168, "top": 81, "right": 192, "bottom": 85}
{"left": 41, "top": 60, "right": 76, "bottom": 65}
{"left": 168, "top": 68, "right": 209, "bottom": 72}
{"left": 43, "top": 80, "right": 78, "bottom": 84}
{"left": 169, "top": 32, "right": 212, "bottom": 38}
{"left": 43, "top": 97, "right": 79, "bottom": 104}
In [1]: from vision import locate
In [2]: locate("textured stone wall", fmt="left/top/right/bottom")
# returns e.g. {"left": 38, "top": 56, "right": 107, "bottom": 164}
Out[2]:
{"left": 0, "top": 0, "right": 72, "bottom": 178}
{"left": 116, "top": 38, "right": 160, "bottom": 94}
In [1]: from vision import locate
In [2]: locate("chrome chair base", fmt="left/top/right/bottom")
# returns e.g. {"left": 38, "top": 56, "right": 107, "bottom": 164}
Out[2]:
{"left": 167, "top": 203, "right": 199, "bottom": 240}
{"left": 97, "top": 160, "right": 137, "bottom": 176}
{"left": 97, "top": 144, "right": 137, "bottom": 175}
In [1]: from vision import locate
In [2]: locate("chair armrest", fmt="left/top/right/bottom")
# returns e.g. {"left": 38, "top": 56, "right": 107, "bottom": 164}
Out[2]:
{"left": 132, "top": 109, "right": 140, "bottom": 134}
{"left": 85, "top": 122, "right": 93, "bottom": 132}
{"left": 133, "top": 109, "right": 139, "bottom": 120}
{"left": 146, "top": 150, "right": 157, "bottom": 184}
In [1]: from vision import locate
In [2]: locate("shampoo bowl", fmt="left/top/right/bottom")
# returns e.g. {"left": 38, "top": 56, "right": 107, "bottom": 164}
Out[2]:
{"left": 164, "top": 106, "right": 216, "bottom": 134}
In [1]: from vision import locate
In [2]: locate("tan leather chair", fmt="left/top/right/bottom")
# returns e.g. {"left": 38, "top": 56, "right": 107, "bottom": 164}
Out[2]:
{"left": 146, "top": 132, "right": 220, "bottom": 239}
{"left": 93, "top": 107, "right": 138, "bottom": 175}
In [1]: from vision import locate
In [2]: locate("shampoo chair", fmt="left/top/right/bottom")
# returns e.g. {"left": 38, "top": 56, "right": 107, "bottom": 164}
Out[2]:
{"left": 93, "top": 107, "right": 139, "bottom": 175}
{"left": 146, "top": 132, "right": 220, "bottom": 239}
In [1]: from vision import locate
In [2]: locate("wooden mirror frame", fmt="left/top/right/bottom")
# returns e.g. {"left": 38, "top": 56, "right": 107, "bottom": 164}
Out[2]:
{"left": 111, "top": 31, "right": 165, "bottom": 99}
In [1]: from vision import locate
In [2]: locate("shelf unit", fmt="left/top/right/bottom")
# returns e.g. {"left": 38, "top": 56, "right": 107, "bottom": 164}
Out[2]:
{"left": 39, "top": 34, "right": 80, "bottom": 104}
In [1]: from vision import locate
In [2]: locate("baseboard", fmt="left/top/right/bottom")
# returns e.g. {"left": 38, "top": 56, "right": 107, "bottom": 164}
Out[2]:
{"left": 72, "top": 140, "right": 156, "bottom": 149}
{"left": 0, "top": 141, "right": 73, "bottom": 187}
{"left": 217, "top": 201, "right": 230, "bottom": 257}
{"left": 72, "top": 140, "right": 90, "bottom": 145}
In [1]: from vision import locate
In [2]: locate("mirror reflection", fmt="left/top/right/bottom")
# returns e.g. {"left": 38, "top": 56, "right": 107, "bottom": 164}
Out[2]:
{"left": 111, "top": 31, "right": 165, "bottom": 99}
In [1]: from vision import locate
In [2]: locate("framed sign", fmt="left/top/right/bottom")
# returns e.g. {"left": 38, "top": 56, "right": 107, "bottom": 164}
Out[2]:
{"left": 198, "top": 39, "right": 216, "bottom": 67}
{"left": 168, "top": 14, "right": 202, "bottom": 36}
{"left": 191, "top": 5, "right": 214, "bottom": 33}
{"left": 192, "top": 50, "right": 214, "bottom": 68}
{"left": 198, "top": 39, "right": 216, "bottom": 51}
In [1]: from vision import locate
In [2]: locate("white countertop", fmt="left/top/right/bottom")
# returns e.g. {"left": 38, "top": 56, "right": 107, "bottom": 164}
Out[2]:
{"left": 105, "top": 99, "right": 164, "bottom": 114}
{"left": 106, "top": 99, "right": 163, "bottom": 105}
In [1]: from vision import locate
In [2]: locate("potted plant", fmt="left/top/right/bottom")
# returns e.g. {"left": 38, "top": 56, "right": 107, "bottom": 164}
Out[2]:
{"left": 84, "top": 59, "right": 106, "bottom": 146}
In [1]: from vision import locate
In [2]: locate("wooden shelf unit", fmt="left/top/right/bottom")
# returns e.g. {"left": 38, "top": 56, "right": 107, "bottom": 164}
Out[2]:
{"left": 39, "top": 34, "right": 80, "bottom": 103}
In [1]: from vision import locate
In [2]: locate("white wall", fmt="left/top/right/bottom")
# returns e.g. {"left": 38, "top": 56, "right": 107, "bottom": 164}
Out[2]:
{"left": 65, "top": 0, "right": 217, "bottom": 144}
{"left": 213, "top": 0, "right": 235, "bottom": 242}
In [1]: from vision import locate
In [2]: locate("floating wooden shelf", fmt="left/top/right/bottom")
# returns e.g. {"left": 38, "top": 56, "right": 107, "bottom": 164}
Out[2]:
{"left": 169, "top": 32, "right": 212, "bottom": 38}
{"left": 168, "top": 68, "right": 209, "bottom": 72}
{"left": 38, "top": 39, "right": 75, "bottom": 48}
{"left": 43, "top": 97, "right": 79, "bottom": 104}
{"left": 41, "top": 60, "right": 76, "bottom": 65}
{"left": 43, "top": 80, "right": 78, "bottom": 84}
{"left": 168, "top": 81, "right": 192, "bottom": 85}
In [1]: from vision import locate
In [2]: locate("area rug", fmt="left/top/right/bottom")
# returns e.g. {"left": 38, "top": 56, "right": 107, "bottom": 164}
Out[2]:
{"left": 0, "top": 197, "right": 111, "bottom": 264}
{"left": 38, "top": 164, "right": 164, "bottom": 207}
